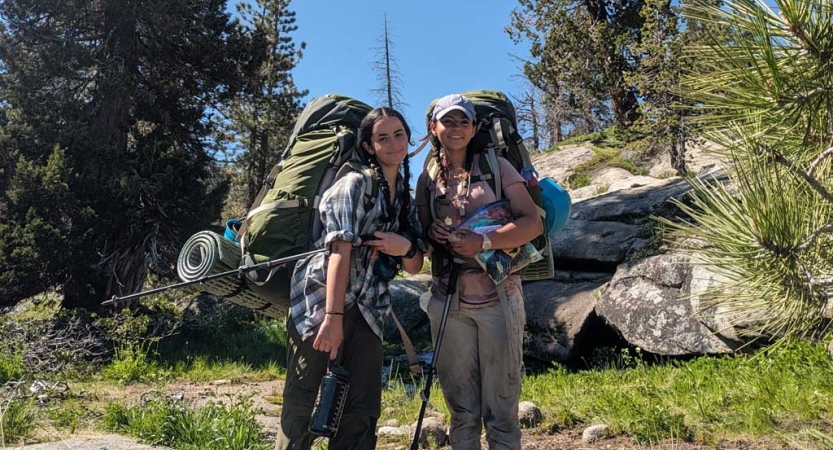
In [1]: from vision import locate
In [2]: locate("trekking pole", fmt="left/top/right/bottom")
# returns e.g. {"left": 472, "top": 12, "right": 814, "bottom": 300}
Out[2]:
{"left": 101, "top": 248, "right": 327, "bottom": 307}
{"left": 409, "top": 259, "right": 463, "bottom": 450}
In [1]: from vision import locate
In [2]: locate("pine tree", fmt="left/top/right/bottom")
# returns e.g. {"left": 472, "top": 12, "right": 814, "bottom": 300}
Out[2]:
{"left": 661, "top": 0, "right": 833, "bottom": 340}
{"left": 0, "top": 0, "right": 258, "bottom": 310}
{"left": 627, "top": 0, "right": 689, "bottom": 173}
{"left": 508, "top": 0, "right": 645, "bottom": 128}
{"left": 225, "top": 0, "right": 308, "bottom": 210}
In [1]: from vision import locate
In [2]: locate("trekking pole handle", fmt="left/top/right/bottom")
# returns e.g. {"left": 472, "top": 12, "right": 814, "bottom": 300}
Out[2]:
{"left": 102, "top": 248, "right": 327, "bottom": 307}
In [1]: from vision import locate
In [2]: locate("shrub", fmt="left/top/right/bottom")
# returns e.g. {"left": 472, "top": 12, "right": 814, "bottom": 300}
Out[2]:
{"left": 104, "top": 395, "right": 269, "bottom": 450}
{"left": 0, "top": 398, "right": 37, "bottom": 446}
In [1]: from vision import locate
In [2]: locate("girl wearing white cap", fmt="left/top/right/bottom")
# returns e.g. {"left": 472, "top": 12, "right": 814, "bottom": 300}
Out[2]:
{"left": 416, "top": 94, "right": 542, "bottom": 450}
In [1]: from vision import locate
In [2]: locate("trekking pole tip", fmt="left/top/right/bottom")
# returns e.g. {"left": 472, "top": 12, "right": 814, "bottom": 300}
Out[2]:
{"left": 101, "top": 295, "right": 117, "bottom": 307}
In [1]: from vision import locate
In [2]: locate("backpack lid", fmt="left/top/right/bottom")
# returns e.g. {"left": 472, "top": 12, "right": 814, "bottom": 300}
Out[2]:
{"left": 292, "top": 94, "right": 372, "bottom": 139}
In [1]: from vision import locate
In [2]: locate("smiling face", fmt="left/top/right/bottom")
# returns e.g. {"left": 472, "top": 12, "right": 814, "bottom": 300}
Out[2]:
{"left": 430, "top": 110, "right": 476, "bottom": 154}
{"left": 363, "top": 116, "right": 409, "bottom": 171}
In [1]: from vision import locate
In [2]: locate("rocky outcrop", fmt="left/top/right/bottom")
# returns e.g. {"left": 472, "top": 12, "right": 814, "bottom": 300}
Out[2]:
{"left": 647, "top": 139, "right": 729, "bottom": 178}
{"left": 385, "top": 278, "right": 430, "bottom": 343}
{"left": 551, "top": 220, "right": 642, "bottom": 269}
{"left": 383, "top": 146, "right": 741, "bottom": 363}
{"left": 530, "top": 145, "right": 743, "bottom": 359}
{"left": 533, "top": 145, "right": 595, "bottom": 184}
{"left": 596, "top": 254, "right": 740, "bottom": 355}
{"left": 523, "top": 280, "right": 608, "bottom": 361}
{"left": 570, "top": 172, "right": 727, "bottom": 223}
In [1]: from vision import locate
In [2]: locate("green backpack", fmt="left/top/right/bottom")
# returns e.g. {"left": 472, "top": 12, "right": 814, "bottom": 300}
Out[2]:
{"left": 238, "top": 94, "right": 379, "bottom": 313}
{"left": 422, "top": 90, "right": 553, "bottom": 281}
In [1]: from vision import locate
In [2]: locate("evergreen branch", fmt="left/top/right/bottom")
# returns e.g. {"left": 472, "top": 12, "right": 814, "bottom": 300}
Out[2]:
{"left": 805, "top": 270, "right": 833, "bottom": 298}
{"left": 771, "top": 152, "right": 833, "bottom": 203}
{"left": 808, "top": 146, "right": 833, "bottom": 177}
{"left": 795, "top": 223, "right": 833, "bottom": 251}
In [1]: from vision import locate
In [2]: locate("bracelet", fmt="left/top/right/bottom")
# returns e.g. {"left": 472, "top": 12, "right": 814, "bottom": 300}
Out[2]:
{"left": 326, "top": 311, "right": 344, "bottom": 316}
{"left": 403, "top": 241, "right": 418, "bottom": 259}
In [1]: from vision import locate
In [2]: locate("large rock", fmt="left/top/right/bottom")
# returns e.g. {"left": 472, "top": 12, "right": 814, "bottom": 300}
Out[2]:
{"left": 385, "top": 278, "right": 430, "bottom": 343}
{"left": 648, "top": 140, "right": 729, "bottom": 178}
{"left": 570, "top": 177, "right": 684, "bottom": 222}
{"left": 570, "top": 174, "right": 670, "bottom": 202}
{"left": 688, "top": 264, "right": 770, "bottom": 342}
{"left": 551, "top": 219, "right": 642, "bottom": 267}
{"left": 607, "top": 175, "right": 669, "bottom": 193}
{"left": 590, "top": 167, "right": 634, "bottom": 186}
{"left": 569, "top": 184, "right": 605, "bottom": 201}
{"left": 523, "top": 280, "right": 609, "bottom": 362}
{"left": 533, "top": 145, "right": 596, "bottom": 183}
{"left": 570, "top": 171, "right": 728, "bottom": 223}
{"left": 596, "top": 254, "right": 738, "bottom": 355}
{"left": 8, "top": 436, "right": 167, "bottom": 450}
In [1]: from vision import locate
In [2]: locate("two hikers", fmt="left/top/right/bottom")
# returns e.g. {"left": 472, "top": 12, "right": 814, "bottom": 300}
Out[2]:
{"left": 279, "top": 94, "right": 541, "bottom": 450}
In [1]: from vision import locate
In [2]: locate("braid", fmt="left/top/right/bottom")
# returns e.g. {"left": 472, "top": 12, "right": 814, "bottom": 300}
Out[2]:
{"left": 397, "top": 156, "right": 412, "bottom": 233}
{"left": 430, "top": 135, "right": 450, "bottom": 192}
{"left": 367, "top": 153, "right": 393, "bottom": 222}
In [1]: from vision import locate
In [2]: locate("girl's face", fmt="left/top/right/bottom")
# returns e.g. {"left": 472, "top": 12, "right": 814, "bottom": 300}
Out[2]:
{"left": 430, "top": 110, "right": 475, "bottom": 153}
{"left": 363, "top": 116, "right": 409, "bottom": 170}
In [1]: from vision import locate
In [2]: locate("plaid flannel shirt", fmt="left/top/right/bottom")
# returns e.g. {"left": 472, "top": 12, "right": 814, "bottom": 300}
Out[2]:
{"left": 288, "top": 171, "right": 425, "bottom": 342}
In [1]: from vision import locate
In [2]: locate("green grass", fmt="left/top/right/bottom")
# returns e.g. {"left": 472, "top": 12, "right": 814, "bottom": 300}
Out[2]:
{"left": 102, "top": 340, "right": 165, "bottom": 384}
{"left": 7, "top": 292, "right": 62, "bottom": 321}
{"left": 521, "top": 340, "right": 833, "bottom": 444}
{"left": 395, "top": 258, "right": 432, "bottom": 280}
{"left": 98, "top": 296, "right": 288, "bottom": 384}
{"left": 103, "top": 395, "right": 269, "bottom": 450}
{"left": 0, "top": 348, "right": 25, "bottom": 384}
{"left": 567, "top": 147, "right": 648, "bottom": 189}
{"left": 0, "top": 398, "right": 37, "bottom": 446}
{"left": 379, "top": 377, "right": 450, "bottom": 446}
{"left": 7, "top": 292, "right": 833, "bottom": 447}
{"left": 46, "top": 399, "right": 95, "bottom": 434}
{"left": 160, "top": 314, "right": 287, "bottom": 382}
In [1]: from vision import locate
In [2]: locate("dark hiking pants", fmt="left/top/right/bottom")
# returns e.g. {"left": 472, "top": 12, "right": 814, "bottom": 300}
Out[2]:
{"left": 275, "top": 306, "right": 383, "bottom": 450}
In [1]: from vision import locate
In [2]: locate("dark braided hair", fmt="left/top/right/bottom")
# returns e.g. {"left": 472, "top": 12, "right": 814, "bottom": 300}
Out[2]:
{"left": 359, "top": 107, "right": 413, "bottom": 232}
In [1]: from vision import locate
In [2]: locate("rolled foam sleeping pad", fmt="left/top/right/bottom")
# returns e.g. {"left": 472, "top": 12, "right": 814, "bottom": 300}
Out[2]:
{"left": 176, "top": 231, "right": 287, "bottom": 318}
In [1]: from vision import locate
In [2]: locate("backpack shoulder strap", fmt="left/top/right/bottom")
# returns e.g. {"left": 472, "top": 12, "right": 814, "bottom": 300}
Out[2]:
{"left": 483, "top": 147, "right": 502, "bottom": 201}
{"left": 331, "top": 161, "right": 380, "bottom": 238}
{"left": 425, "top": 158, "right": 441, "bottom": 222}
{"left": 333, "top": 161, "right": 380, "bottom": 285}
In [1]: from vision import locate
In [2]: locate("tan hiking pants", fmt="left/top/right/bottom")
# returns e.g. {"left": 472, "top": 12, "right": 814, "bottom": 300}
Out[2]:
{"left": 427, "top": 282, "right": 526, "bottom": 450}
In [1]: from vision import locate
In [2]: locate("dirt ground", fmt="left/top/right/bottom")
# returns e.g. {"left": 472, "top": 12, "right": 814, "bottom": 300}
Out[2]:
{"left": 86, "top": 379, "right": 792, "bottom": 450}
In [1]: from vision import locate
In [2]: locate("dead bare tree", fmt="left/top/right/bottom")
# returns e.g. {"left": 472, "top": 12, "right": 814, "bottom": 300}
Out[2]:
{"left": 369, "top": 12, "right": 407, "bottom": 110}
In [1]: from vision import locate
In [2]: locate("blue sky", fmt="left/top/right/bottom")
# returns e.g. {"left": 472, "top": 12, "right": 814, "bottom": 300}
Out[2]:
{"left": 288, "top": 0, "right": 531, "bottom": 170}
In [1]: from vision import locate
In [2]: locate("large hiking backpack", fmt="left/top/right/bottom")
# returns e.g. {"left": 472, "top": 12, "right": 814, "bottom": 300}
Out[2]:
{"left": 237, "top": 94, "right": 378, "bottom": 313}
{"left": 422, "top": 90, "right": 561, "bottom": 281}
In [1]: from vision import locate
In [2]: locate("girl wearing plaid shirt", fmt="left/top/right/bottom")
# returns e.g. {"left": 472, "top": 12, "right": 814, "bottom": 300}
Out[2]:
{"left": 275, "top": 107, "right": 425, "bottom": 450}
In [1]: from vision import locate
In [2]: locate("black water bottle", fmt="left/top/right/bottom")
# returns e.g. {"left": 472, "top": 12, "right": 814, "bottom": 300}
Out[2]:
{"left": 308, "top": 364, "right": 350, "bottom": 438}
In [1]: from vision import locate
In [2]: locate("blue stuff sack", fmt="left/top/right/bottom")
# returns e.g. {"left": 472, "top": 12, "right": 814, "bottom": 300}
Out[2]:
{"left": 539, "top": 177, "right": 571, "bottom": 235}
{"left": 224, "top": 218, "right": 243, "bottom": 243}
